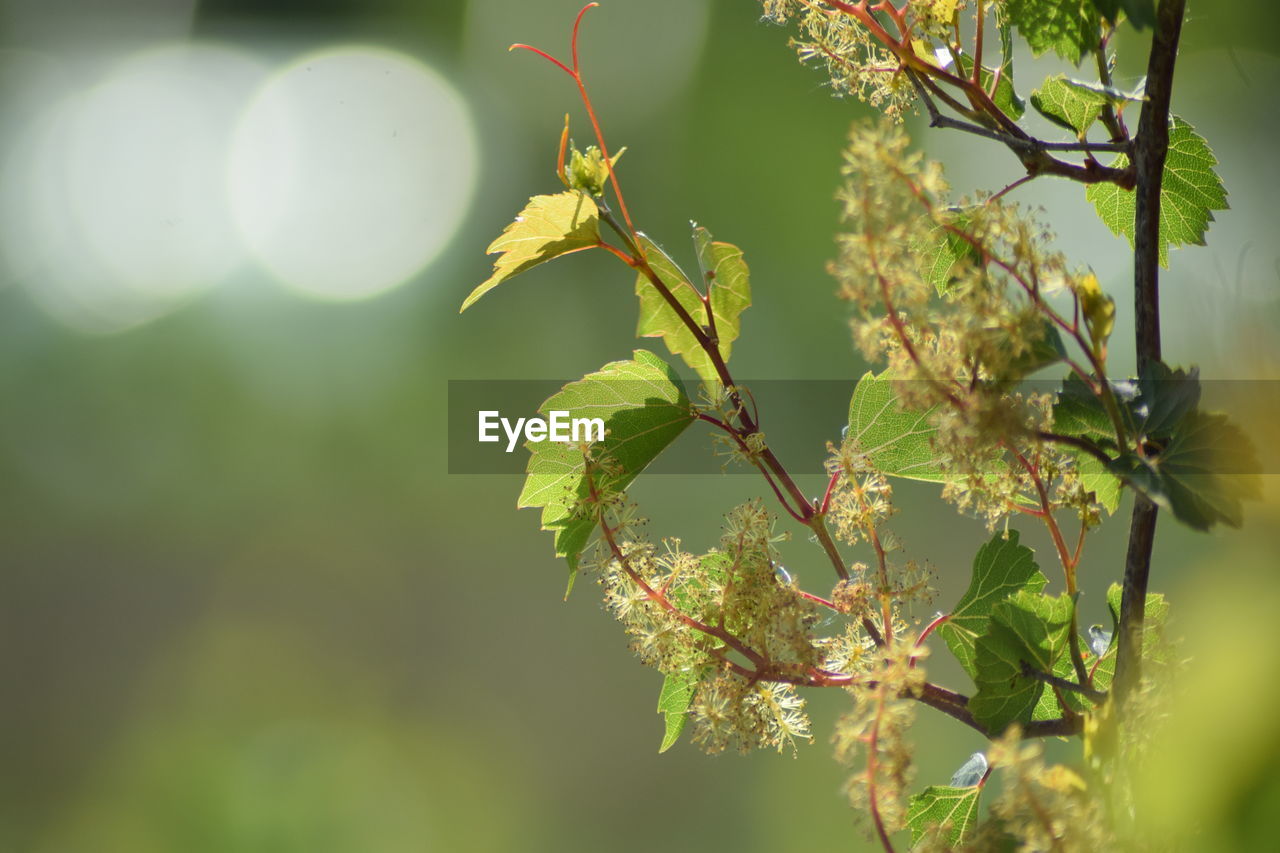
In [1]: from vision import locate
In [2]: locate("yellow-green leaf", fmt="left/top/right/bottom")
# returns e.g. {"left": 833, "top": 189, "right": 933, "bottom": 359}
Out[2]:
{"left": 657, "top": 669, "right": 700, "bottom": 753}
{"left": 634, "top": 226, "right": 751, "bottom": 385}
{"left": 906, "top": 785, "right": 982, "bottom": 846}
{"left": 939, "top": 530, "right": 1048, "bottom": 680}
{"left": 846, "top": 371, "right": 944, "bottom": 482}
{"left": 518, "top": 350, "right": 694, "bottom": 578}
{"left": 1086, "top": 116, "right": 1228, "bottom": 268}
{"left": 461, "top": 191, "right": 600, "bottom": 312}
{"left": 1030, "top": 74, "right": 1109, "bottom": 138}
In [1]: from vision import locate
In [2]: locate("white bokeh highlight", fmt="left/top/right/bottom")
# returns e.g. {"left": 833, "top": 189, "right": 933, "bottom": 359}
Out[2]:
{"left": 228, "top": 47, "right": 478, "bottom": 302}
{"left": 1, "top": 43, "right": 269, "bottom": 333}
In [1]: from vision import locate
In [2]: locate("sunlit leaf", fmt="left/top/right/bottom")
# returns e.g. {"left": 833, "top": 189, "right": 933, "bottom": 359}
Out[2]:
{"left": 916, "top": 208, "right": 980, "bottom": 296}
{"left": 634, "top": 226, "right": 751, "bottom": 386}
{"left": 657, "top": 668, "right": 699, "bottom": 753}
{"left": 1074, "top": 451, "right": 1123, "bottom": 515}
{"left": 1093, "top": 584, "right": 1170, "bottom": 690}
{"left": 956, "top": 54, "right": 1025, "bottom": 120}
{"left": 1030, "top": 74, "right": 1109, "bottom": 137}
{"left": 940, "top": 530, "right": 1048, "bottom": 679}
{"left": 845, "top": 371, "right": 945, "bottom": 482}
{"left": 461, "top": 191, "right": 601, "bottom": 312}
{"left": 518, "top": 350, "right": 694, "bottom": 577}
{"left": 906, "top": 785, "right": 982, "bottom": 846}
{"left": 1086, "top": 116, "right": 1228, "bottom": 267}
{"left": 1005, "top": 0, "right": 1100, "bottom": 65}
{"left": 971, "top": 590, "right": 1074, "bottom": 733}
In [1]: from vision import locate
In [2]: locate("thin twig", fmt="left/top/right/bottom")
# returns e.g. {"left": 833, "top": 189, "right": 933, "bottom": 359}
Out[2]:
{"left": 1020, "top": 661, "right": 1108, "bottom": 703}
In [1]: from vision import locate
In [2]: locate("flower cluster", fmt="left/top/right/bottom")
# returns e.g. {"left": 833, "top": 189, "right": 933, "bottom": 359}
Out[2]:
{"left": 833, "top": 638, "right": 926, "bottom": 835}
{"left": 592, "top": 499, "right": 824, "bottom": 754}
{"left": 833, "top": 120, "right": 1111, "bottom": 528}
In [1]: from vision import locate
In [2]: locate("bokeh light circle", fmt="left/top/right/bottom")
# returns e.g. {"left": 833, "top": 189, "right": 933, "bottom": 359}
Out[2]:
{"left": 228, "top": 47, "right": 478, "bottom": 302}
{"left": 1, "top": 43, "right": 268, "bottom": 333}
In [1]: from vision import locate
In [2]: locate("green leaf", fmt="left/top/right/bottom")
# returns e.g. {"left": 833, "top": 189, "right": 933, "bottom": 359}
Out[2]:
{"left": 1133, "top": 362, "right": 1201, "bottom": 440}
{"left": 461, "top": 191, "right": 601, "bottom": 312}
{"left": 1086, "top": 116, "right": 1228, "bottom": 267}
{"left": 956, "top": 54, "right": 1025, "bottom": 120}
{"left": 1049, "top": 376, "right": 1123, "bottom": 512}
{"left": 1052, "top": 364, "right": 1258, "bottom": 524}
{"left": 657, "top": 668, "right": 699, "bottom": 753}
{"left": 1030, "top": 74, "right": 1109, "bottom": 137}
{"left": 970, "top": 591, "right": 1074, "bottom": 734}
{"left": 694, "top": 225, "right": 752, "bottom": 367}
{"left": 565, "top": 143, "right": 624, "bottom": 196}
{"left": 1005, "top": 0, "right": 1100, "bottom": 65}
{"left": 906, "top": 785, "right": 982, "bottom": 846}
{"left": 1109, "top": 409, "right": 1261, "bottom": 531}
{"left": 1074, "top": 451, "right": 1122, "bottom": 515}
{"left": 940, "top": 531, "right": 1048, "bottom": 680}
{"left": 1052, "top": 373, "right": 1123, "bottom": 447}
{"left": 1088, "top": 0, "right": 1156, "bottom": 29}
{"left": 634, "top": 227, "right": 751, "bottom": 385}
{"left": 845, "top": 371, "right": 944, "bottom": 483}
{"left": 997, "top": 3, "right": 1017, "bottom": 77}
{"left": 916, "top": 208, "right": 980, "bottom": 296}
{"left": 518, "top": 350, "right": 694, "bottom": 574}
{"left": 1032, "top": 612, "right": 1090, "bottom": 720}
{"left": 1091, "top": 583, "right": 1170, "bottom": 690}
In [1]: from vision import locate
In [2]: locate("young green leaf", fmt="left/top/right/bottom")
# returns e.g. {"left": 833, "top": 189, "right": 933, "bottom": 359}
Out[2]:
{"left": 1032, "top": 617, "right": 1091, "bottom": 720}
{"left": 518, "top": 350, "right": 694, "bottom": 576}
{"left": 1073, "top": 451, "right": 1123, "bottom": 515}
{"left": 1030, "top": 75, "right": 1110, "bottom": 137}
{"left": 916, "top": 208, "right": 980, "bottom": 296}
{"left": 694, "top": 225, "right": 752, "bottom": 366}
{"left": 905, "top": 785, "right": 982, "bottom": 846}
{"left": 657, "top": 668, "right": 700, "bottom": 753}
{"left": 940, "top": 531, "right": 1048, "bottom": 679}
{"left": 1086, "top": 116, "right": 1228, "bottom": 267}
{"left": 956, "top": 54, "right": 1025, "bottom": 120}
{"left": 564, "top": 143, "right": 624, "bottom": 196}
{"left": 1005, "top": 0, "right": 1101, "bottom": 65}
{"left": 845, "top": 371, "right": 945, "bottom": 482}
{"left": 970, "top": 590, "right": 1074, "bottom": 734}
{"left": 461, "top": 191, "right": 601, "bottom": 312}
{"left": 634, "top": 227, "right": 751, "bottom": 385}
{"left": 1052, "top": 372, "right": 1142, "bottom": 449}
{"left": 1092, "top": 584, "right": 1170, "bottom": 690}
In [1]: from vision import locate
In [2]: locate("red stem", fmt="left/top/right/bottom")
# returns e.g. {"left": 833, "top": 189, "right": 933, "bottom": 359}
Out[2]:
{"left": 910, "top": 611, "right": 951, "bottom": 669}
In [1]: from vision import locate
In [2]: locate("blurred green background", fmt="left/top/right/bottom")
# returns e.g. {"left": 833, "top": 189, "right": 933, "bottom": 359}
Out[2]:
{"left": 1, "top": 1, "right": 1277, "bottom": 850}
